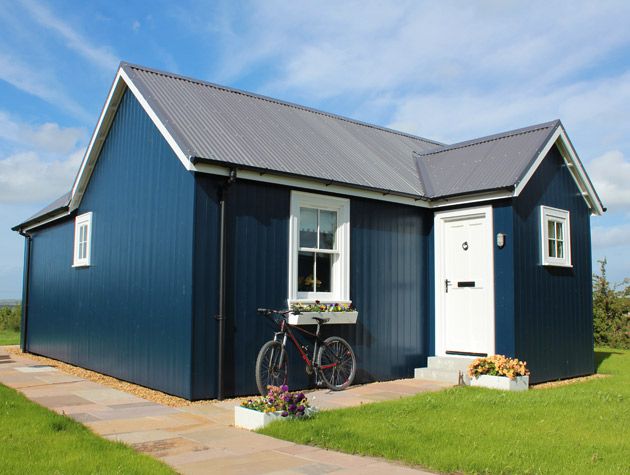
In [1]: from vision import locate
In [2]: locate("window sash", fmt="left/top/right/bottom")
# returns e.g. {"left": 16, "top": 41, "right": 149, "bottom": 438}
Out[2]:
{"left": 290, "top": 192, "right": 350, "bottom": 304}
{"left": 73, "top": 212, "right": 92, "bottom": 267}
{"left": 540, "top": 206, "right": 570, "bottom": 267}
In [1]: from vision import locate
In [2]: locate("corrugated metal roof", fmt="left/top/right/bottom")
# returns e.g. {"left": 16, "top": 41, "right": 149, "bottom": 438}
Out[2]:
{"left": 123, "top": 63, "right": 443, "bottom": 197}
{"left": 415, "top": 121, "right": 560, "bottom": 198}
{"left": 13, "top": 191, "right": 71, "bottom": 231}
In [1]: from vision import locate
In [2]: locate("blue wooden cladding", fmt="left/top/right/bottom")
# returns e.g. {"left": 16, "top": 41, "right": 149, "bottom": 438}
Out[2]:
{"left": 25, "top": 91, "right": 197, "bottom": 398}
{"left": 190, "top": 179, "right": 431, "bottom": 399}
{"left": 512, "top": 146, "right": 594, "bottom": 383}
{"left": 21, "top": 89, "right": 595, "bottom": 398}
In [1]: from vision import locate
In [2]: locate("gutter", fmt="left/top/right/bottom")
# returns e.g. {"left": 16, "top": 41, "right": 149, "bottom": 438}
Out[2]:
{"left": 215, "top": 168, "right": 237, "bottom": 400}
{"left": 18, "top": 230, "right": 32, "bottom": 351}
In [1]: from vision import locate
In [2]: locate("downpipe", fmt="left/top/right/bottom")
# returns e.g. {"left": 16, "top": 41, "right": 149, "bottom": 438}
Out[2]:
{"left": 215, "top": 169, "right": 237, "bottom": 400}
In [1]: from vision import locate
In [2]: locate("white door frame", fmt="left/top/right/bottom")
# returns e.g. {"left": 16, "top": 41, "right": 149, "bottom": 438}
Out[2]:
{"left": 434, "top": 205, "right": 495, "bottom": 357}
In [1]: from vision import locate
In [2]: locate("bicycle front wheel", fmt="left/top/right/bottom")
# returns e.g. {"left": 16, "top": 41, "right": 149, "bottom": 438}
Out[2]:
{"left": 255, "top": 340, "right": 288, "bottom": 396}
{"left": 317, "top": 336, "right": 356, "bottom": 391}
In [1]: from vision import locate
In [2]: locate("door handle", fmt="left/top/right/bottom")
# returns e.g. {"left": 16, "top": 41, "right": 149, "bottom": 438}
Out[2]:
{"left": 445, "top": 279, "right": 451, "bottom": 293}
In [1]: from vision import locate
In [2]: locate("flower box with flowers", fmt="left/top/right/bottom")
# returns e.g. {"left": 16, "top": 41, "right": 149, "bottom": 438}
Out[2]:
{"left": 235, "top": 385, "right": 315, "bottom": 431}
{"left": 468, "top": 355, "right": 530, "bottom": 392}
{"left": 288, "top": 302, "right": 358, "bottom": 325}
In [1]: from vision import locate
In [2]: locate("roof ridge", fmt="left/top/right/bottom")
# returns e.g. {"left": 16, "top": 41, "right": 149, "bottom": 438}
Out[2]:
{"left": 415, "top": 120, "right": 561, "bottom": 158}
{"left": 121, "top": 62, "right": 444, "bottom": 147}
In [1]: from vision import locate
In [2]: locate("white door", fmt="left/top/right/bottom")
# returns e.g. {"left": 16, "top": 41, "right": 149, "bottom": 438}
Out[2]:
{"left": 435, "top": 206, "right": 494, "bottom": 357}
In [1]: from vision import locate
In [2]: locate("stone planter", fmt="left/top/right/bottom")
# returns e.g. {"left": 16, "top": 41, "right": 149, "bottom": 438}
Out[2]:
{"left": 234, "top": 406, "right": 284, "bottom": 430}
{"left": 288, "top": 311, "right": 358, "bottom": 325}
{"left": 470, "top": 374, "right": 529, "bottom": 391}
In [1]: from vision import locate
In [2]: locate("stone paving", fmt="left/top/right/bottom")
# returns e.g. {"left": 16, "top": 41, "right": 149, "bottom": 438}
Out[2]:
{"left": 0, "top": 347, "right": 449, "bottom": 474}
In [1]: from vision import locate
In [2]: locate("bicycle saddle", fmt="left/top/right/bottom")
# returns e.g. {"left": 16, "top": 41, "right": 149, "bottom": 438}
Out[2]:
{"left": 312, "top": 316, "right": 330, "bottom": 324}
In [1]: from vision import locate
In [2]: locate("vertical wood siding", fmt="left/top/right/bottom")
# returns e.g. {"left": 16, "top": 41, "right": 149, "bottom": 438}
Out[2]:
{"left": 513, "top": 146, "right": 593, "bottom": 383}
{"left": 26, "top": 90, "right": 196, "bottom": 398}
{"left": 191, "top": 180, "right": 430, "bottom": 398}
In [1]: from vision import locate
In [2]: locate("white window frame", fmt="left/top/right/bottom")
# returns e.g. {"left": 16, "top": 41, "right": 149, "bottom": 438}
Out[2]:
{"left": 73, "top": 212, "right": 93, "bottom": 267}
{"left": 540, "top": 206, "right": 571, "bottom": 267}
{"left": 288, "top": 191, "right": 350, "bottom": 305}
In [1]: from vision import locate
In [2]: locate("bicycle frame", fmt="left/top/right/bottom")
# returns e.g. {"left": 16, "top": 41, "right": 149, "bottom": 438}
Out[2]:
{"left": 273, "top": 318, "right": 338, "bottom": 372}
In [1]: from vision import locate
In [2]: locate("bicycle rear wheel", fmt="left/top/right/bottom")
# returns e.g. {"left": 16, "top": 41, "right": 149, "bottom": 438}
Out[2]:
{"left": 317, "top": 336, "right": 356, "bottom": 391}
{"left": 255, "top": 340, "right": 288, "bottom": 396}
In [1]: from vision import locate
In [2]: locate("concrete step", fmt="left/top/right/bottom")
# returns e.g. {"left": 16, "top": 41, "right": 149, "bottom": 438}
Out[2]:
{"left": 427, "top": 356, "right": 476, "bottom": 372}
{"left": 414, "top": 367, "right": 469, "bottom": 385}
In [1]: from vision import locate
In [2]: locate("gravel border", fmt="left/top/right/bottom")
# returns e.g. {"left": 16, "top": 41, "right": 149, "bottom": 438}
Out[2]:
{"left": 3, "top": 347, "right": 233, "bottom": 407}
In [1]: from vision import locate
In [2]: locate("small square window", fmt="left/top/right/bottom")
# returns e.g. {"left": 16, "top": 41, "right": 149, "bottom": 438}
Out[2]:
{"left": 540, "top": 206, "right": 571, "bottom": 267}
{"left": 73, "top": 212, "right": 93, "bottom": 267}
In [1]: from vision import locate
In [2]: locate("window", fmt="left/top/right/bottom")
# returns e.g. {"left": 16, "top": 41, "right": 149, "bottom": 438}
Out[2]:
{"left": 73, "top": 212, "right": 93, "bottom": 267}
{"left": 289, "top": 191, "right": 350, "bottom": 303}
{"left": 540, "top": 206, "right": 571, "bottom": 267}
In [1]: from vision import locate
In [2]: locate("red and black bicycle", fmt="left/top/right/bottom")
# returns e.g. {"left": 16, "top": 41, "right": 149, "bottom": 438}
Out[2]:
{"left": 255, "top": 308, "right": 357, "bottom": 396}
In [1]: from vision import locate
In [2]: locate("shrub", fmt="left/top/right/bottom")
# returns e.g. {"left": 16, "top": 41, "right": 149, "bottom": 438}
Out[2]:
{"left": 468, "top": 355, "right": 529, "bottom": 380}
{"left": 0, "top": 305, "right": 21, "bottom": 332}
{"left": 593, "top": 259, "right": 630, "bottom": 349}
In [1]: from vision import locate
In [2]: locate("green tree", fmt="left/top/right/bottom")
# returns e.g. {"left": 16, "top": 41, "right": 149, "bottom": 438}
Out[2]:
{"left": 593, "top": 259, "right": 630, "bottom": 349}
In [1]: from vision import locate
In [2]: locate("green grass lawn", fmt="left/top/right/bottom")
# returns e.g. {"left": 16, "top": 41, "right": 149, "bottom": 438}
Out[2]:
{"left": 0, "top": 384, "right": 175, "bottom": 474}
{"left": 260, "top": 348, "right": 630, "bottom": 474}
{"left": 0, "top": 329, "right": 20, "bottom": 345}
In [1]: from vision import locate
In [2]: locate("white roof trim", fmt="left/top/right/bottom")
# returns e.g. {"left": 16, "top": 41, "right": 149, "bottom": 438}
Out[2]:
{"left": 68, "top": 66, "right": 194, "bottom": 214}
{"left": 42, "top": 66, "right": 602, "bottom": 232}
{"left": 513, "top": 127, "right": 604, "bottom": 215}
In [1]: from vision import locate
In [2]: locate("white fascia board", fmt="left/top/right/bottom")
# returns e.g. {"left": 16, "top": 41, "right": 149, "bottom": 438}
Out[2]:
{"left": 68, "top": 66, "right": 194, "bottom": 215}
{"left": 119, "top": 68, "right": 193, "bottom": 171}
{"left": 22, "top": 210, "right": 72, "bottom": 233}
{"left": 513, "top": 127, "right": 604, "bottom": 215}
{"left": 194, "top": 162, "right": 432, "bottom": 208}
{"left": 430, "top": 190, "right": 514, "bottom": 209}
{"left": 194, "top": 162, "right": 515, "bottom": 209}
{"left": 69, "top": 70, "right": 127, "bottom": 211}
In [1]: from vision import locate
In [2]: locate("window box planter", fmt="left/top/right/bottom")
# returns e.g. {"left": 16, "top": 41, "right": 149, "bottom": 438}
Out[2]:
{"left": 234, "top": 406, "right": 284, "bottom": 431}
{"left": 470, "top": 374, "right": 529, "bottom": 391}
{"left": 288, "top": 311, "right": 358, "bottom": 325}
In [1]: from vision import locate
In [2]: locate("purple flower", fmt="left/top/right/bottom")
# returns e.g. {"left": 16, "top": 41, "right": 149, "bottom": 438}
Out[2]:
{"left": 296, "top": 393, "right": 304, "bottom": 402}
{"left": 283, "top": 395, "right": 291, "bottom": 402}
{"left": 297, "top": 405, "right": 305, "bottom": 412}
{"left": 281, "top": 411, "right": 288, "bottom": 417}
{"left": 288, "top": 404, "right": 297, "bottom": 412}
{"left": 281, "top": 384, "right": 289, "bottom": 392}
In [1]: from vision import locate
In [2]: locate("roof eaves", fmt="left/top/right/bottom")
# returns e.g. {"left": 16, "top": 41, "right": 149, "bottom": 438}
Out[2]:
{"left": 190, "top": 156, "right": 430, "bottom": 202}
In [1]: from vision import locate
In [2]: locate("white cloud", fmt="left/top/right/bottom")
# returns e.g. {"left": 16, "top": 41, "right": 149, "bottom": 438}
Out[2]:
{"left": 0, "top": 52, "right": 91, "bottom": 120}
{"left": 588, "top": 151, "right": 630, "bottom": 212}
{"left": 0, "top": 112, "right": 84, "bottom": 154}
{"left": 19, "top": 0, "right": 118, "bottom": 71}
{"left": 592, "top": 223, "right": 630, "bottom": 249}
{"left": 132, "top": 20, "right": 141, "bottom": 32}
{"left": 0, "top": 148, "right": 83, "bottom": 204}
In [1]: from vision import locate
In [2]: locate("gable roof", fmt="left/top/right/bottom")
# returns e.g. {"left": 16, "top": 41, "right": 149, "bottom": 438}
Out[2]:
{"left": 123, "top": 63, "right": 442, "bottom": 197}
{"left": 14, "top": 62, "right": 604, "bottom": 232}
{"left": 415, "top": 121, "right": 560, "bottom": 199}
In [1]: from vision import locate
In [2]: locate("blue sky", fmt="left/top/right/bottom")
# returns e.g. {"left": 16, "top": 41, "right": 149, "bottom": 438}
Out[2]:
{"left": 1, "top": 0, "right": 629, "bottom": 298}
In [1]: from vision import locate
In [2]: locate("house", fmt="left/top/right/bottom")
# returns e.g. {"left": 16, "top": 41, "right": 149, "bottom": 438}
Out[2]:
{"left": 13, "top": 63, "right": 604, "bottom": 400}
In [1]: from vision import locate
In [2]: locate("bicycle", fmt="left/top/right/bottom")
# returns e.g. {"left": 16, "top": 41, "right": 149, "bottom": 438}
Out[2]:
{"left": 255, "top": 308, "right": 357, "bottom": 396}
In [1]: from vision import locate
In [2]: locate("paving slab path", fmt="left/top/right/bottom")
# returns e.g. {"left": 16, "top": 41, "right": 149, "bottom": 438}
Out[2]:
{"left": 0, "top": 347, "right": 449, "bottom": 474}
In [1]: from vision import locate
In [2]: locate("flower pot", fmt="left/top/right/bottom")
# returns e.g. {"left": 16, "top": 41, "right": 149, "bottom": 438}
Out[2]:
{"left": 288, "top": 311, "right": 358, "bottom": 325}
{"left": 234, "top": 406, "right": 284, "bottom": 430}
{"left": 470, "top": 374, "right": 529, "bottom": 391}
